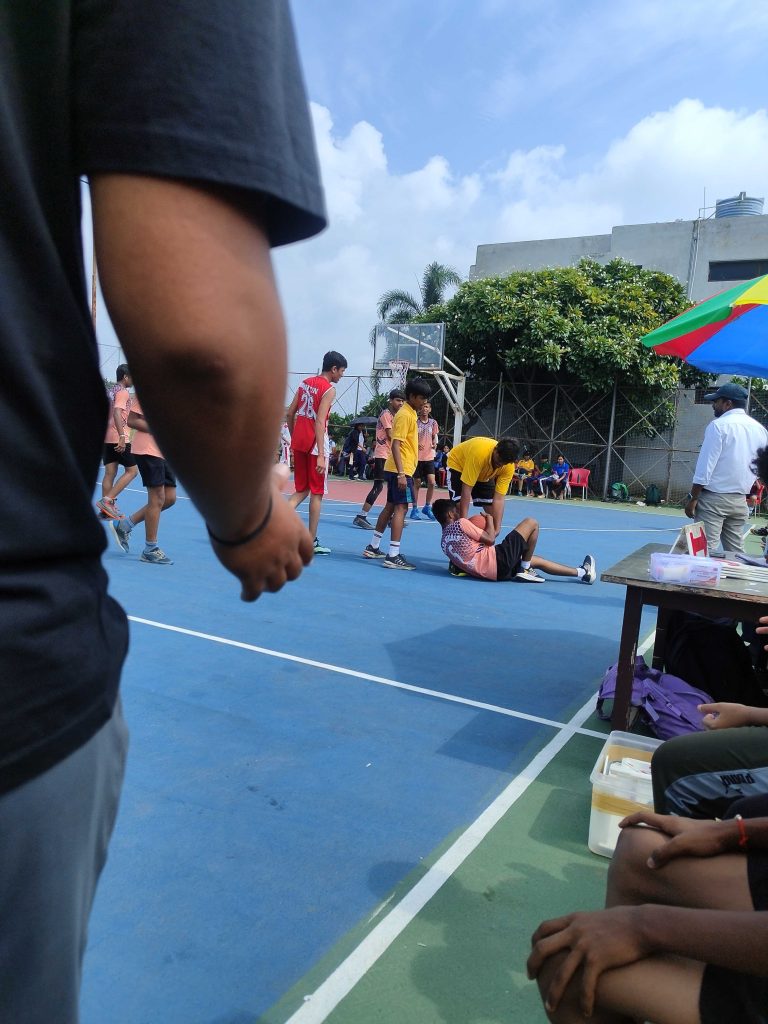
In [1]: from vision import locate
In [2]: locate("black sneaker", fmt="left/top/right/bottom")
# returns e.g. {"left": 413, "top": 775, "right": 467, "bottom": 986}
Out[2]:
{"left": 448, "top": 562, "right": 468, "bottom": 577}
{"left": 363, "top": 544, "right": 386, "bottom": 559}
{"left": 382, "top": 553, "right": 415, "bottom": 570}
{"left": 580, "top": 554, "right": 596, "bottom": 585}
{"left": 353, "top": 514, "right": 375, "bottom": 530}
{"left": 751, "top": 525, "right": 768, "bottom": 537}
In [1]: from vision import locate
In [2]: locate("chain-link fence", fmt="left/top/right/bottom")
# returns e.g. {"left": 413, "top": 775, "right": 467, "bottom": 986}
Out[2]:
{"left": 287, "top": 370, "right": 759, "bottom": 504}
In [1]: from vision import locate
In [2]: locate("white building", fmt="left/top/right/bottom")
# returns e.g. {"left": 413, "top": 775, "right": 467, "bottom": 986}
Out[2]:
{"left": 470, "top": 193, "right": 768, "bottom": 302}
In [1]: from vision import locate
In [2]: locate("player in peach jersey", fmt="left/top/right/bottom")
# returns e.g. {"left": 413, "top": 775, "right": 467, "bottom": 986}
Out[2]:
{"left": 410, "top": 400, "right": 439, "bottom": 521}
{"left": 353, "top": 388, "right": 405, "bottom": 529}
{"left": 109, "top": 393, "right": 177, "bottom": 564}
{"left": 96, "top": 363, "right": 138, "bottom": 520}
{"left": 432, "top": 499, "right": 595, "bottom": 584}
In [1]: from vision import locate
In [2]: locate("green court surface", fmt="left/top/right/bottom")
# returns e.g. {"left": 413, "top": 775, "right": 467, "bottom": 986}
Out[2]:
{"left": 263, "top": 729, "right": 611, "bottom": 1024}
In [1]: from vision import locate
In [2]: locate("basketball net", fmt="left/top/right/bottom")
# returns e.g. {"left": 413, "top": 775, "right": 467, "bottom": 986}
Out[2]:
{"left": 389, "top": 359, "right": 410, "bottom": 390}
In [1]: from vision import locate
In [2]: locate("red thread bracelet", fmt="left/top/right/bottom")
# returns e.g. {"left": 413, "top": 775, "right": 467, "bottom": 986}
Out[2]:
{"left": 735, "top": 814, "right": 749, "bottom": 849}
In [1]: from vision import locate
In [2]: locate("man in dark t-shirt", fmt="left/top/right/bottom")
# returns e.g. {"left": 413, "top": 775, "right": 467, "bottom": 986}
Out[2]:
{"left": 0, "top": 4, "right": 324, "bottom": 1020}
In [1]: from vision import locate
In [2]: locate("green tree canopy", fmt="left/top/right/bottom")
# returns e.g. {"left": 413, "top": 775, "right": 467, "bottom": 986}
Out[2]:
{"left": 422, "top": 258, "right": 705, "bottom": 392}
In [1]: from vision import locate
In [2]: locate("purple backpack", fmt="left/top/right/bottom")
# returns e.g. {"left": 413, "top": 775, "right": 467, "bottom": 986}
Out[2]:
{"left": 596, "top": 655, "right": 713, "bottom": 740}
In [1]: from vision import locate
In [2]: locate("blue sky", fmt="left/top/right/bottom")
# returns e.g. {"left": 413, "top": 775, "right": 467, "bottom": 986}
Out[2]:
{"left": 95, "top": 0, "right": 768, "bottom": 380}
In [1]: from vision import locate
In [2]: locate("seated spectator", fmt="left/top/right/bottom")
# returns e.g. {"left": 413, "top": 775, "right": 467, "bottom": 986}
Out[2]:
{"left": 528, "top": 802, "right": 768, "bottom": 1024}
{"left": 539, "top": 454, "right": 570, "bottom": 498}
{"left": 327, "top": 442, "right": 341, "bottom": 476}
{"left": 510, "top": 450, "right": 535, "bottom": 494}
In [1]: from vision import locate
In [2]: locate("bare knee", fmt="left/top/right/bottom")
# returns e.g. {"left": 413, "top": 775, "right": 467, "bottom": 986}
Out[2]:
{"left": 148, "top": 486, "right": 165, "bottom": 509}
{"left": 606, "top": 826, "right": 659, "bottom": 906}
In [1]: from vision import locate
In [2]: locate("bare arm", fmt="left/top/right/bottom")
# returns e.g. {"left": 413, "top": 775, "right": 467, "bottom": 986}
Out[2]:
{"left": 314, "top": 387, "right": 335, "bottom": 470}
{"left": 458, "top": 482, "right": 472, "bottom": 519}
{"left": 90, "top": 174, "right": 313, "bottom": 599}
{"left": 286, "top": 391, "right": 299, "bottom": 436}
{"left": 126, "top": 411, "right": 150, "bottom": 434}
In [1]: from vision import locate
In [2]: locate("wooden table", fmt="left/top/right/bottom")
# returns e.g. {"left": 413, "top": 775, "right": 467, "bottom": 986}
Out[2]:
{"left": 601, "top": 543, "right": 768, "bottom": 729}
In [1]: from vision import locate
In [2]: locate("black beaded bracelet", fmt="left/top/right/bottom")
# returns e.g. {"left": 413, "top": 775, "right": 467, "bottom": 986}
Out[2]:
{"left": 206, "top": 496, "right": 273, "bottom": 547}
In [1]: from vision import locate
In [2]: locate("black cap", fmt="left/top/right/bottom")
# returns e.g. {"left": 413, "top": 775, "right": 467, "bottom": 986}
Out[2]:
{"left": 115, "top": 363, "right": 130, "bottom": 381}
{"left": 388, "top": 388, "right": 405, "bottom": 400}
{"left": 703, "top": 382, "right": 749, "bottom": 402}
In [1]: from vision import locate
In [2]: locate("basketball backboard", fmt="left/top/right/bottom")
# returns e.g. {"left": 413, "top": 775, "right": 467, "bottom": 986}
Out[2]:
{"left": 372, "top": 323, "right": 445, "bottom": 372}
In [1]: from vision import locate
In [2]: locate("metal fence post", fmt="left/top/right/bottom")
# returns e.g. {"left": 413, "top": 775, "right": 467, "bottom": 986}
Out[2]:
{"left": 493, "top": 374, "right": 503, "bottom": 437}
{"left": 547, "top": 386, "right": 559, "bottom": 462}
{"left": 602, "top": 379, "right": 618, "bottom": 499}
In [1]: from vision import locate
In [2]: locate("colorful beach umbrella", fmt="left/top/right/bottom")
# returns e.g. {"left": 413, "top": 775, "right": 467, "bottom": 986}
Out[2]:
{"left": 641, "top": 274, "right": 768, "bottom": 377}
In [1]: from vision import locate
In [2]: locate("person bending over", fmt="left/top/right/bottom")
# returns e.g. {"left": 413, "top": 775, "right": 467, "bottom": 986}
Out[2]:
{"left": 431, "top": 499, "right": 595, "bottom": 584}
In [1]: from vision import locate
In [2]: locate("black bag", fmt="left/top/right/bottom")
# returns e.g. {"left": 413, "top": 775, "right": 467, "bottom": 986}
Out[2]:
{"left": 645, "top": 483, "right": 661, "bottom": 506}
{"left": 663, "top": 611, "right": 768, "bottom": 708}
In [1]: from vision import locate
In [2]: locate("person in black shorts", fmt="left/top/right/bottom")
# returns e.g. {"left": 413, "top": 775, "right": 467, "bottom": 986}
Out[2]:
{"left": 432, "top": 499, "right": 596, "bottom": 584}
{"left": 354, "top": 389, "right": 405, "bottom": 529}
{"left": 528, "top": 798, "right": 768, "bottom": 1024}
{"left": 97, "top": 364, "right": 138, "bottom": 520}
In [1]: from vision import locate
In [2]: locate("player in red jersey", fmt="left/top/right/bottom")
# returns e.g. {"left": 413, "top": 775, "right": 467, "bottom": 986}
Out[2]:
{"left": 287, "top": 350, "right": 347, "bottom": 554}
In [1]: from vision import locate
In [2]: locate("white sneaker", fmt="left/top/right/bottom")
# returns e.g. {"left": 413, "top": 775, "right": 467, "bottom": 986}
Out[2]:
{"left": 515, "top": 567, "right": 545, "bottom": 583}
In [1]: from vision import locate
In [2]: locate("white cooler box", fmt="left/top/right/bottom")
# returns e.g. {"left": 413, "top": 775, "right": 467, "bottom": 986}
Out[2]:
{"left": 588, "top": 731, "right": 662, "bottom": 858}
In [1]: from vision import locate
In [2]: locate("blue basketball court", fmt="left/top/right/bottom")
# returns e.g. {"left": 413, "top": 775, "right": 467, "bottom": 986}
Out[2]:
{"left": 80, "top": 481, "right": 684, "bottom": 1023}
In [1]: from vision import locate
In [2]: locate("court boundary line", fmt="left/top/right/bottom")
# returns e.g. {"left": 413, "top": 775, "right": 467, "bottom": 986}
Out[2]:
{"left": 127, "top": 616, "right": 608, "bottom": 739}
{"left": 281, "top": 627, "right": 657, "bottom": 1024}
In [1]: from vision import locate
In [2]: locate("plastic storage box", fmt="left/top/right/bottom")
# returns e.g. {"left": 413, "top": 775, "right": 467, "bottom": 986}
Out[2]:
{"left": 649, "top": 552, "right": 721, "bottom": 587}
{"left": 588, "top": 731, "right": 662, "bottom": 858}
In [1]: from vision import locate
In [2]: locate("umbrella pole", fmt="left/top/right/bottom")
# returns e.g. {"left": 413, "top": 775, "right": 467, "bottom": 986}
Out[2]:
{"left": 602, "top": 378, "right": 618, "bottom": 499}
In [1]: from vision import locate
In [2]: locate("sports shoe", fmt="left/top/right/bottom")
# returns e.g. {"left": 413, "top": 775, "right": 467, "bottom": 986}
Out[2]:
{"left": 140, "top": 548, "right": 173, "bottom": 565}
{"left": 313, "top": 540, "right": 331, "bottom": 555}
{"left": 448, "top": 562, "right": 467, "bottom": 577}
{"left": 579, "top": 554, "right": 596, "bottom": 585}
{"left": 109, "top": 518, "right": 131, "bottom": 553}
{"left": 421, "top": 505, "right": 437, "bottom": 521}
{"left": 353, "top": 514, "right": 375, "bottom": 530}
{"left": 751, "top": 525, "right": 768, "bottom": 537}
{"left": 408, "top": 508, "right": 426, "bottom": 521}
{"left": 363, "top": 544, "right": 386, "bottom": 559}
{"left": 96, "top": 497, "right": 124, "bottom": 520}
{"left": 382, "top": 553, "right": 415, "bottom": 570}
{"left": 515, "top": 567, "right": 545, "bottom": 583}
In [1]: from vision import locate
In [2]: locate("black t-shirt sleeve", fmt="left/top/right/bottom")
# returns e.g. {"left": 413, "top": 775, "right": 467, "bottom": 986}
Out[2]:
{"left": 72, "top": 0, "right": 326, "bottom": 246}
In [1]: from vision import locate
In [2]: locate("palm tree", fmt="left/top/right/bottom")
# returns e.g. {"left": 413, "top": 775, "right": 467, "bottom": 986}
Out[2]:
{"left": 376, "top": 261, "right": 462, "bottom": 322}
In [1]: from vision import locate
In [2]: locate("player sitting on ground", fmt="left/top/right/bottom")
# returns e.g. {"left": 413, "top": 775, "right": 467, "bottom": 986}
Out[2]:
{"left": 431, "top": 499, "right": 596, "bottom": 584}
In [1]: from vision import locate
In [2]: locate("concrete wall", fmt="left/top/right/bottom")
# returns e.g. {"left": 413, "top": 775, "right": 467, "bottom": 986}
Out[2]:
{"left": 470, "top": 214, "right": 768, "bottom": 302}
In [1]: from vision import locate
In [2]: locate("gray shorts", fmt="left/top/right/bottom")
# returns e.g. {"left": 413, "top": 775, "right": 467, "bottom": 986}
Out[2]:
{"left": 0, "top": 702, "right": 128, "bottom": 1023}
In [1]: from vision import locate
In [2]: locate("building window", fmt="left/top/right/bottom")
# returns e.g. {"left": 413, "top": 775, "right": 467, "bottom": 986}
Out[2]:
{"left": 708, "top": 259, "right": 768, "bottom": 282}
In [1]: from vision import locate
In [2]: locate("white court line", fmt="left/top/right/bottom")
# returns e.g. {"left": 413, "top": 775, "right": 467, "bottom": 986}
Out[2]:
{"left": 127, "top": 616, "right": 607, "bottom": 739}
{"left": 283, "top": 689, "right": 600, "bottom": 1023}
{"left": 284, "top": 632, "right": 658, "bottom": 1023}
{"left": 127, "top": 615, "right": 656, "bottom": 1022}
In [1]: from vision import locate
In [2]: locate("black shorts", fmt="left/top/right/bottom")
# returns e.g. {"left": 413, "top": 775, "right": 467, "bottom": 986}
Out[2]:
{"left": 494, "top": 529, "right": 526, "bottom": 581}
{"left": 372, "top": 457, "right": 386, "bottom": 481}
{"left": 102, "top": 443, "right": 136, "bottom": 468}
{"left": 700, "top": 964, "right": 768, "bottom": 1024}
{"left": 384, "top": 471, "right": 415, "bottom": 506}
{"left": 447, "top": 468, "right": 495, "bottom": 505}
{"left": 416, "top": 459, "right": 436, "bottom": 479}
{"left": 135, "top": 455, "right": 177, "bottom": 489}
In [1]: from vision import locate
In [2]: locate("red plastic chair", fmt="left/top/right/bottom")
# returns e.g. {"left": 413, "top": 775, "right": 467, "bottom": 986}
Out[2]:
{"left": 567, "top": 467, "right": 590, "bottom": 500}
{"left": 748, "top": 481, "right": 765, "bottom": 517}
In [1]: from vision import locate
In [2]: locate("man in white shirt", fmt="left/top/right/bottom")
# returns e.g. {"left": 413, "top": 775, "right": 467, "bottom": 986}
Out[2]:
{"left": 685, "top": 382, "right": 768, "bottom": 552}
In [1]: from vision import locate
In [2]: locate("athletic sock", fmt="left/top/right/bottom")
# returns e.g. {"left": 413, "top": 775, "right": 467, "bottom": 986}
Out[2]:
{"left": 371, "top": 531, "right": 383, "bottom": 550}
{"left": 387, "top": 541, "right": 401, "bottom": 558}
{"left": 576, "top": 566, "right": 586, "bottom": 579}
{"left": 144, "top": 541, "right": 158, "bottom": 552}
{"left": 520, "top": 560, "right": 531, "bottom": 570}
{"left": 123, "top": 516, "right": 136, "bottom": 532}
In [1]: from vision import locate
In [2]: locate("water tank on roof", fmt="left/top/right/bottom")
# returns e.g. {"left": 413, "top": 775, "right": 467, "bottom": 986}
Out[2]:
{"left": 715, "top": 192, "right": 764, "bottom": 217}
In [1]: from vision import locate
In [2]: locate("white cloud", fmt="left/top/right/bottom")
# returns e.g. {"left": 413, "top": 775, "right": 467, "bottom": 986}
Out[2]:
{"left": 274, "top": 98, "right": 768, "bottom": 377}
{"left": 92, "top": 99, "right": 768, "bottom": 384}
